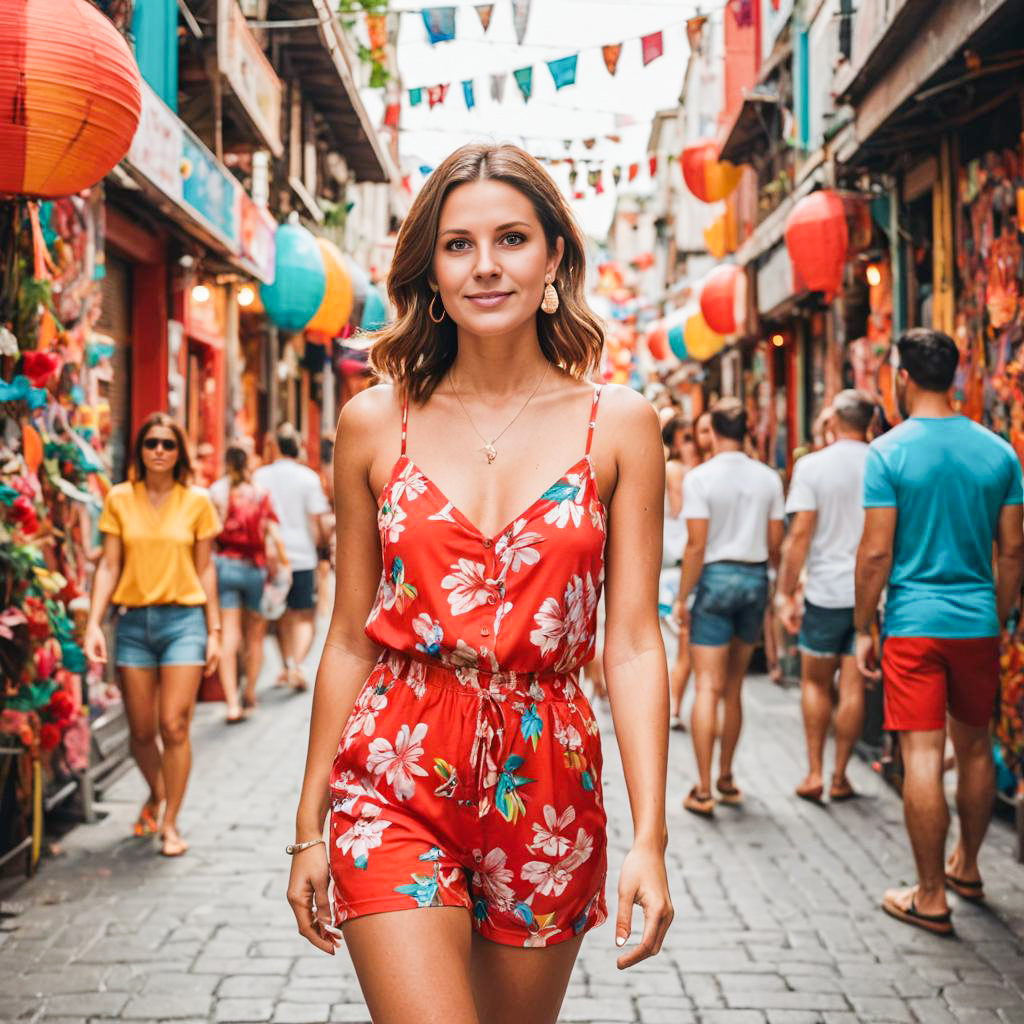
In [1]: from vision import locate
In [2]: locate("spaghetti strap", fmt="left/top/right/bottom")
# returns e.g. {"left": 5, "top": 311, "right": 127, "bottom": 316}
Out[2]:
{"left": 585, "top": 385, "right": 603, "bottom": 456}
{"left": 400, "top": 393, "right": 409, "bottom": 456}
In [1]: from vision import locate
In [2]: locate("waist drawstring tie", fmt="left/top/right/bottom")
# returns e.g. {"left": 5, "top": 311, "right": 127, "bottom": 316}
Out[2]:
{"left": 470, "top": 687, "right": 505, "bottom": 818}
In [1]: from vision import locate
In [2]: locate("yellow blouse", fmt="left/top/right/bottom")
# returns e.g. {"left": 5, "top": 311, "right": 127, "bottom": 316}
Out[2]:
{"left": 99, "top": 482, "right": 221, "bottom": 607}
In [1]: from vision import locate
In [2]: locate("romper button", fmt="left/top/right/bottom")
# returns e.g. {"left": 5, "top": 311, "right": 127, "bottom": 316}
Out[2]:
{"left": 483, "top": 538, "right": 492, "bottom": 549}
{"left": 480, "top": 627, "right": 490, "bottom": 637}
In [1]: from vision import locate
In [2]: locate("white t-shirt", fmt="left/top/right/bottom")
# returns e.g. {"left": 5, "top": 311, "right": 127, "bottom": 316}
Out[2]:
{"left": 253, "top": 459, "right": 329, "bottom": 571}
{"left": 785, "top": 439, "right": 869, "bottom": 608}
{"left": 683, "top": 451, "right": 784, "bottom": 564}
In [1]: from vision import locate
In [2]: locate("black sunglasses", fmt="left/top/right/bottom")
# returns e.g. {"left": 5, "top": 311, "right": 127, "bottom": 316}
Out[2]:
{"left": 143, "top": 437, "right": 178, "bottom": 452}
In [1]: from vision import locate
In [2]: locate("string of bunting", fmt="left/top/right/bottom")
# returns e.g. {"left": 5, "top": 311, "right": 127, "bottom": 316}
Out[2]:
{"left": 405, "top": 22, "right": 671, "bottom": 108}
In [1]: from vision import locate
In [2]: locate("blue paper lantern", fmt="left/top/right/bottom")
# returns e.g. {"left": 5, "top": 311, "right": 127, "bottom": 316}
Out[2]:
{"left": 667, "top": 323, "right": 688, "bottom": 361}
{"left": 360, "top": 285, "right": 389, "bottom": 331}
{"left": 260, "top": 224, "right": 326, "bottom": 332}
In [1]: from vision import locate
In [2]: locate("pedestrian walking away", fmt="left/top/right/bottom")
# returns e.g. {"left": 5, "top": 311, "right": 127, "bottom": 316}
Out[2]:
{"left": 854, "top": 327, "right": 1024, "bottom": 936}
{"left": 83, "top": 413, "right": 222, "bottom": 857}
{"left": 254, "top": 422, "right": 331, "bottom": 691}
{"left": 776, "top": 388, "right": 874, "bottom": 804}
{"left": 210, "top": 443, "right": 283, "bottom": 723}
{"left": 674, "top": 397, "right": 784, "bottom": 817}
{"left": 286, "top": 142, "right": 672, "bottom": 1024}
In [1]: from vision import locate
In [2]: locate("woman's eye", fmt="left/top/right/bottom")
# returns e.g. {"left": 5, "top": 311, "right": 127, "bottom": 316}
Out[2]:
{"left": 446, "top": 238, "right": 471, "bottom": 251}
{"left": 503, "top": 232, "right": 526, "bottom": 246}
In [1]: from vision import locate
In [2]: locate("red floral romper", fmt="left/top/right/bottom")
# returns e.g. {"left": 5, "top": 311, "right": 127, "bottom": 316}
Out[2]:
{"left": 328, "top": 385, "right": 608, "bottom": 948}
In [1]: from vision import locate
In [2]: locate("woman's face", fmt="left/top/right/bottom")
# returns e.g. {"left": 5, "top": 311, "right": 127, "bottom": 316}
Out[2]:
{"left": 141, "top": 425, "right": 179, "bottom": 478}
{"left": 695, "top": 413, "right": 714, "bottom": 457}
{"left": 432, "top": 180, "right": 563, "bottom": 338}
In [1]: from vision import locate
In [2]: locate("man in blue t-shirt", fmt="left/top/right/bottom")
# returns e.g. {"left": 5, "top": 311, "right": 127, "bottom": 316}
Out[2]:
{"left": 855, "top": 328, "right": 1024, "bottom": 936}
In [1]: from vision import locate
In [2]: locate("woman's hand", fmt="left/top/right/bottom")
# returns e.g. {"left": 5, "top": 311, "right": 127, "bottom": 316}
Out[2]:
{"left": 286, "top": 843, "right": 338, "bottom": 954}
{"left": 672, "top": 598, "right": 690, "bottom": 630}
{"left": 84, "top": 623, "right": 107, "bottom": 665}
{"left": 614, "top": 842, "right": 673, "bottom": 969}
{"left": 204, "top": 632, "right": 221, "bottom": 676}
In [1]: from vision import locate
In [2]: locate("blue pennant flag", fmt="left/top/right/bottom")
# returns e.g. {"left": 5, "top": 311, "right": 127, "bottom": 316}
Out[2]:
{"left": 513, "top": 66, "right": 533, "bottom": 102}
{"left": 419, "top": 164, "right": 434, "bottom": 176}
{"left": 546, "top": 54, "right": 578, "bottom": 90}
{"left": 408, "top": 87, "right": 423, "bottom": 107}
{"left": 462, "top": 79, "right": 475, "bottom": 110}
{"left": 421, "top": 7, "right": 456, "bottom": 45}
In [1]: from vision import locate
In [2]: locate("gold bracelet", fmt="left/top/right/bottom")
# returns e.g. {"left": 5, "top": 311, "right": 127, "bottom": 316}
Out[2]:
{"left": 286, "top": 838, "right": 324, "bottom": 855}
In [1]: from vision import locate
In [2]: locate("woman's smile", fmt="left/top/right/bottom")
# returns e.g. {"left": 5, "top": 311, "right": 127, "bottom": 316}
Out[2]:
{"left": 465, "top": 290, "right": 513, "bottom": 308}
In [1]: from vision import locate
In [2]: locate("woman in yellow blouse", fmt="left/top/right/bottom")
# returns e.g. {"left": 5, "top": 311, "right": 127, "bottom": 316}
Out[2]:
{"left": 84, "top": 413, "right": 221, "bottom": 857}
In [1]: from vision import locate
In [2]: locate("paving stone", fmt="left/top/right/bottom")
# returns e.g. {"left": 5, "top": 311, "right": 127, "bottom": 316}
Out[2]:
{"left": 43, "top": 993, "right": 129, "bottom": 1018}
{"left": 945, "top": 985, "right": 1021, "bottom": 1010}
{"left": 213, "top": 998, "right": 275, "bottom": 1022}
{"left": 119, "top": 995, "right": 213, "bottom": 1020}
{"left": 724, "top": 991, "right": 850, "bottom": 1012}
{"left": 558, "top": 998, "right": 636, "bottom": 1021}
{"left": 218, "top": 976, "right": 288, "bottom": 999}
{"left": 272, "top": 1003, "right": 331, "bottom": 1024}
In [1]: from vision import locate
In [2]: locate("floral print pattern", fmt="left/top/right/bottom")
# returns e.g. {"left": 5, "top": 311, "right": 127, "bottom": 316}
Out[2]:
{"left": 329, "top": 386, "right": 608, "bottom": 948}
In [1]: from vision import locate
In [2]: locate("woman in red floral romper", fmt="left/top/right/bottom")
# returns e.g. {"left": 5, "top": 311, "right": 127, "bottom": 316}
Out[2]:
{"left": 288, "top": 144, "right": 673, "bottom": 1024}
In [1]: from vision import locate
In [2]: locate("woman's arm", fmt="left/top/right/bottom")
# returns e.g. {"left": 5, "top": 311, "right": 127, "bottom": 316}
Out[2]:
{"left": 600, "top": 388, "right": 674, "bottom": 970}
{"left": 665, "top": 459, "right": 684, "bottom": 519}
{"left": 84, "top": 533, "right": 123, "bottom": 664}
{"left": 287, "top": 388, "right": 390, "bottom": 954}
{"left": 194, "top": 537, "right": 221, "bottom": 674}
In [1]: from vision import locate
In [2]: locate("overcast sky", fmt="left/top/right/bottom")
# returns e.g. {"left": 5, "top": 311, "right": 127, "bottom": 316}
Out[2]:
{"left": 359, "top": 0, "right": 704, "bottom": 238}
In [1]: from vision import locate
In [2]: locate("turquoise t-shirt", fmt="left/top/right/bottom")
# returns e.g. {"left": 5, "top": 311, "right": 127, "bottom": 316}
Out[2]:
{"left": 864, "top": 416, "right": 1023, "bottom": 638}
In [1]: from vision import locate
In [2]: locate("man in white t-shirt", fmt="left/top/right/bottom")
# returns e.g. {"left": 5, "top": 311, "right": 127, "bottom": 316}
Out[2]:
{"left": 253, "top": 423, "right": 330, "bottom": 689}
{"left": 674, "top": 398, "right": 785, "bottom": 817}
{"left": 776, "top": 390, "right": 873, "bottom": 804}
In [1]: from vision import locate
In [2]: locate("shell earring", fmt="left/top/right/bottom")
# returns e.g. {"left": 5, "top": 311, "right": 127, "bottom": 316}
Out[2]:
{"left": 429, "top": 291, "right": 446, "bottom": 324}
{"left": 541, "top": 279, "right": 559, "bottom": 314}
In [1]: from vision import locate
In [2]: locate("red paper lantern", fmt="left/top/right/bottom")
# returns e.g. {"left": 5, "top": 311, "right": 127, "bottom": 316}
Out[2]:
{"left": 784, "top": 190, "right": 849, "bottom": 299}
{"left": 646, "top": 320, "right": 668, "bottom": 361}
{"left": 680, "top": 139, "right": 742, "bottom": 204}
{"left": 699, "top": 264, "right": 746, "bottom": 336}
{"left": 0, "top": 0, "right": 142, "bottom": 199}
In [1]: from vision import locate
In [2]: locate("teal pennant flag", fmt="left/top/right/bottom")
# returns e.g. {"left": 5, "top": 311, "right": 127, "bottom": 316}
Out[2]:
{"left": 409, "top": 87, "right": 423, "bottom": 106}
{"left": 462, "top": 79, "right": 475, "bottom": 110}
{"left": 547, "top": 54, "right": 578, "bottom": 90}
{"left": 513, "top": 66, "right": 533, "bottom": 102}
{"left": 422, "top": 7, "right": 456, "bottom": 45}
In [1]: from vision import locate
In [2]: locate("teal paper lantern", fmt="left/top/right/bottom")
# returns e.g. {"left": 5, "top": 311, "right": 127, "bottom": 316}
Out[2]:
{"left": 360, "top": 285, "right": 389, "bottom": 331}
{"left": 260, "top": 224, "right": 326, "bottom": 332}
{"left": 667, "top": 322, "right": 688, "bottom": 361}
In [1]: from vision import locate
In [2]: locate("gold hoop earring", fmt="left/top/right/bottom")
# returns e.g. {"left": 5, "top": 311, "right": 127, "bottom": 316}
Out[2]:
{"left": 429, "top": 292, "right": 446, "bottom": 324}
{"left": 541, "top": 280, "right": 559, "bottom": 314}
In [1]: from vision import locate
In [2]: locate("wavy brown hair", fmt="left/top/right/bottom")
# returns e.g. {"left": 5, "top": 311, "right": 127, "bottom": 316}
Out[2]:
{"left": 369, "top": 143, "right": 604, "bottom": 403}
{"left": 130, "top": 412, "right": 193, "bottom": 484}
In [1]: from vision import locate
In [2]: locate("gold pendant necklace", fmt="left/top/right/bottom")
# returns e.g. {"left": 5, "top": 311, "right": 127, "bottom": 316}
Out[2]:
{"left": 448, "top": 363, "right": 549, "bottom": 465}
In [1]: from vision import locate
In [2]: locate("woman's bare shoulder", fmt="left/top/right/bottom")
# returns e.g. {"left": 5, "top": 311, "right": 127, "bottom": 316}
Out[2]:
{"left": 336, "top": 382, "right": 401, "bottom": 439}
{"left": 597, "top": 382, "right": 660, "bottom": 433}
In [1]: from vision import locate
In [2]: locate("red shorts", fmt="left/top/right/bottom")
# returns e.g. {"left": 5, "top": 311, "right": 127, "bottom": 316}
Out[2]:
{"left": 328, "top": 651, "right": 608, "bottom": 948}
{"left": 882, "top": 636, "right": 1000, "bottom": 731}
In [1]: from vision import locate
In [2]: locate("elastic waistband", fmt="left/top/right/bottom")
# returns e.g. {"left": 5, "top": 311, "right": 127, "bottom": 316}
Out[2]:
{"left": 378, "top": 649, "right": 580, "bottom": 700}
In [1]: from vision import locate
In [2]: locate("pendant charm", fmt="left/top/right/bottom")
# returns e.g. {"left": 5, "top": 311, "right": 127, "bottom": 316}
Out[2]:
{"left": 483, "top": 443, "right": 497, "bottom": 464}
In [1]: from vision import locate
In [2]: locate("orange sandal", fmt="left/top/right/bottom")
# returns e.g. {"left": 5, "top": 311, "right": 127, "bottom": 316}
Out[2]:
{"left": 132, "top": 804, "right": 161, "bottom": 838}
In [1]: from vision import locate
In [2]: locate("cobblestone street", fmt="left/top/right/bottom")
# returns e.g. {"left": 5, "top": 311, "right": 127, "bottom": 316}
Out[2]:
{"left": 4, "top": 631, "right": 1024, "bottom": 1024}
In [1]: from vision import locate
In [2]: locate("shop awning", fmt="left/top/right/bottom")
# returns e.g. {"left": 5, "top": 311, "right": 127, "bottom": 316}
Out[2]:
{"left": 269, "top": 0, "right": 391, "bottom": 183}
{"left": 718, "top": 90, "right": 779, "bottom": 165}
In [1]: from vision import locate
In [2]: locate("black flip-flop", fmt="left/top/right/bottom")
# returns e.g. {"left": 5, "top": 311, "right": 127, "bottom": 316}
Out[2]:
{"left": 882, "top": 892, "right": 953, "bottom": 936}
{"left": 945, "top": 874, "right": 985, "bottom": 902}
{"left": 684, "top": 787, "right": 715, "bottom": 818}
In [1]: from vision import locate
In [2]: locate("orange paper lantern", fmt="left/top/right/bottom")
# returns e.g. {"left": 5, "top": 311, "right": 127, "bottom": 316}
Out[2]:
{"left": 784, "top": 190, "right": 849, "bottom": 300}
{"left": 683, "top": 306, "right": 725, "bottom": 362}
{"left": 681, "top": 140, "right": 742, "bottom": 204}
{"left": 699, "top": 265, "right": 746, "bottom": 336}
{"left": 306, "top": 239, "right": 354, "bottom": 337}
{"left": 0, "top": 0, "right": 142, "bottom": 199}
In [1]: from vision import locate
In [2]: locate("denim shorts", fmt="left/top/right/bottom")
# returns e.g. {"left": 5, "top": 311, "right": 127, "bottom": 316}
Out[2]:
{"left": 287, "top": 568, "right": 316, "bottom": 611}
{"left": 799, "top": 600, "right": 856, "bottom": 658}
{"left": 691, "top": 561, "right": 769, "bottom": 647}
{"left": 216, "top": 555, "right": 266, "bottom": 614}
{"left": 115, "top": 604, "right": 208, "bottom": 668}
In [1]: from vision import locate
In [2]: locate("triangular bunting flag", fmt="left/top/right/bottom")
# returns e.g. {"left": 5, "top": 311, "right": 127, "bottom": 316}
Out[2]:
{"left": 641, "top": 30, "right": 664, "bottom": 66}
{"left": 602, "top": 43, "right": 622, "bottom": 76}
{"left": 612, "top": 166, "right": 622, "bottom": 185}
{"left": 366, "top": 13, "right": 388, "bottom": 50}
{"left": 475, "top": 3, "right": 494, "bottom": 32}
{"left": 490, "top": 73, "right": 506, "bottom": 102}
{"left": 427, "top": 83, "right": 449, "bottom": 108}
{"left": 513, "top": 66, "right": 533, "bottom": 102}
{"left": 422, "top": 7, "right": 456, "bottom": 45}
{"left": 605, "top": 134, "right": 621, "bottom": 143}
{"left": 462, "top": 79, "right": 475, "bottom": 110}
{"left": 383, "top": 102, "right": 400, "bottom": 128}
{"left": 419, "top": 164, "right": 434, "bottom": 175}
{"left": 573, "top": 191, "right": 585, "bottom": 200}
{"left": 546, "top": 54, "right": 578, "bottom": 90}
{"left": 628, "top": 162, "right": 639, "bottom": 182}
{"left": 409, "top": 87, "right": 423, "bottom": 107}
{"left": 649, "top": 154, "right": 658, "bottom": 177}
{"left": 568, "top": 167, "right": 578, "bottom": 186}
{"left": 512, "top": 0, "right": 531, "bottom": 44}
{"left": 583, "top": 138, "right": 596, "bottom": 150}
{"left": 587, "top": 169, "right": 599, "bottom": 188}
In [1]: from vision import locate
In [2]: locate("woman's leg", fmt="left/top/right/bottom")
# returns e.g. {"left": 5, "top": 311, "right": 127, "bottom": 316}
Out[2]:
{"left": 470, "top": 933, "right": 585, "bottom": 1024}
{"left": 343, "top": 908, "right": 479, "bottom": 1024}
{"left": 119, "top": 666, "right": 165, "bottom": 821}
{"left": 158, "top": 663, "right": 202, "bottom": 855}
{"left": 669, "top": 625, "right": 691, "bottom": 722}
{"left": 242, "top": 611, "right": 267, "bottom": 707}
{"left": 219, "top": 607, "right": 243, "bottom": 719}
{"left": 690, "top": 644, "right": 730, "bottom": 795}
{"left": 717, "top": 638, "right": 756, "bottom": 783}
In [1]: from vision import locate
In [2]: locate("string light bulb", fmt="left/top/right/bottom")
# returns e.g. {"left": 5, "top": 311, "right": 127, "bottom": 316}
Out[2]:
{"left": 866, "top": 263, "right": 882, "bottom": 287}
{"left": 238, "top": 285, "right": 256, "bottom": 307}
{"left": 191, "top": 283, "right": 211, "bottom": 303}
{"left": 771, "top": 333, "right": 784, "bottom": 347}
